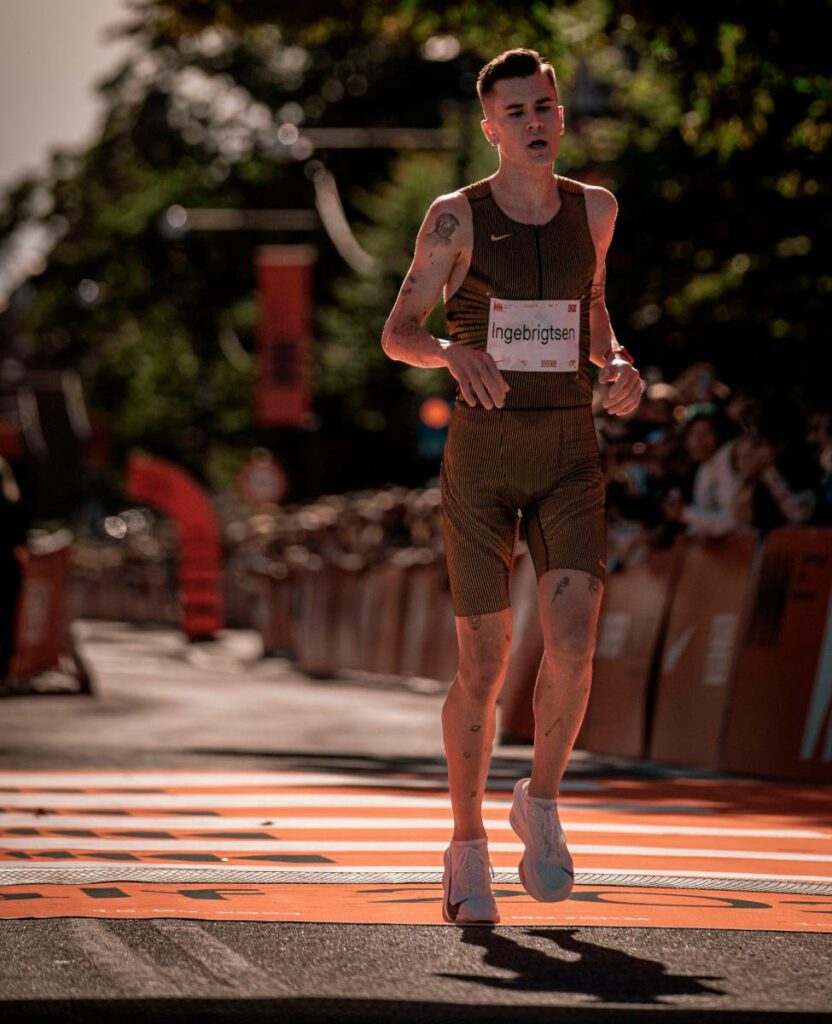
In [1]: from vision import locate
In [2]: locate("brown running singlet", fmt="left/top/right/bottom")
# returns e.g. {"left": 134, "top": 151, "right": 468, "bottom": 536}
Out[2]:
{"left": 440, "top": 175, "right": 606, "bottom": 617}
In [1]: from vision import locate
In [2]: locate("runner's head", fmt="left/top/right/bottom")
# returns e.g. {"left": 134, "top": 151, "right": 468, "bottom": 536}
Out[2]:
{"left": 477, "top": 49, "right": 563, "bottom": 167}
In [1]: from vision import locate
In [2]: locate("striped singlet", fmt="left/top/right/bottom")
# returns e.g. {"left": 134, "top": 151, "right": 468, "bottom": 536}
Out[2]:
{"left": 439, "top": 174, "right": 607, "bottom": 617}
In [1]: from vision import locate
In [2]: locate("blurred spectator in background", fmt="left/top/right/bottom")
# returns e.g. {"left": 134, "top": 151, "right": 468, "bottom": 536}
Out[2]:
{"left": 662, "top": 410, "right": 741, "bottom": 538}
{"left": 806, "top": 409, "right": 832, "bottom": 526}
{"left": 0, "top": 456, "right": 26, "bottom": 681}
{"left": 730, "top": 411, "right": 817, "bottom": 533}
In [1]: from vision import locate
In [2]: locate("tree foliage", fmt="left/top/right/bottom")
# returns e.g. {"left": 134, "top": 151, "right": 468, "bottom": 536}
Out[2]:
{"left": 0, "top": 0, "right": 827, "bottom": 498}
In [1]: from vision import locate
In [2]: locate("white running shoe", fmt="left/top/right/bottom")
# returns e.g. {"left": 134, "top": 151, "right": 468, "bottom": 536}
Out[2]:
{"left": 441, "top": 838, "right": 500, "bottom": 924}
{"left": 509, "top": 777, "right": 574, "bottom": 902}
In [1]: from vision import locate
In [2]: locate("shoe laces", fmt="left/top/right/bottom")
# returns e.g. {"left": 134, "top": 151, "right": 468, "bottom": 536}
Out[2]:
{"left": 454, "top": 843, "right": 496, "bottom": 895}
{"left": 528, "top": 800, "right": 562, "bottom": 860}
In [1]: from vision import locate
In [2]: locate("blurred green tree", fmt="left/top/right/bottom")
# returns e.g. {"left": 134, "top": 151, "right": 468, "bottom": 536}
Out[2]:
{"left": 0, "top": 0, "right": 827, "bottom": 501}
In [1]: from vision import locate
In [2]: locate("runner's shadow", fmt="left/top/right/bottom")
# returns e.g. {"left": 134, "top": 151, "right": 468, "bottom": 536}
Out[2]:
{"left": 435, "top": 926, "right": 724, "bottom": 1004}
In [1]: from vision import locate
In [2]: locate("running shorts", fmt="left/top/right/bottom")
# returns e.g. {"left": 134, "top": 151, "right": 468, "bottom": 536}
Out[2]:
{"left": 439, "top": 402, "right": 606, "bottom": 617}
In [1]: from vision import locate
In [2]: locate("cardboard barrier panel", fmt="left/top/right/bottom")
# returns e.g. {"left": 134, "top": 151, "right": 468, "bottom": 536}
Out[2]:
{"left": 420, "top": 566, "right": 458, "bottom": 683}
{"left": 253, "top": 568, "right": 295, "bottom": 657}
{"left": 294, "top": 563, "right": 337, "bottom": 676}
{"left": 579, "top": 544, "right": 683, "bottom": 759}
{"left": 356, "top": 563, "right": 407, "bottom": 676}
{"left": 398, "top": 561, "right": 443, "bottom": 679}
{"left": 330, "top": 558, "right": 366, "bottom": 671}
{"left": 498, "top": 546, "right": 542, "bottom": 743}
{"left": 649, "top": 532, "right": 760, "bottom": 770}
{"left": 720, "top": 528, "right": 832, "bottom": 782}
{"left": 10, "top": 544, "right": 71, "bottom": 679}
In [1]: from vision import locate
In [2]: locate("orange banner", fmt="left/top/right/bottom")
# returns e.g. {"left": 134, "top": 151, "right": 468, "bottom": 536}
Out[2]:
{"left": 255, "top": 245, "right": 316, "bottom": 428}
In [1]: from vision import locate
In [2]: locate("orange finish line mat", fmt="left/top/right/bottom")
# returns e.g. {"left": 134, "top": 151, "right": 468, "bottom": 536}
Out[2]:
{"left": 1, "top": 770, "right": 830, "bottom": 931}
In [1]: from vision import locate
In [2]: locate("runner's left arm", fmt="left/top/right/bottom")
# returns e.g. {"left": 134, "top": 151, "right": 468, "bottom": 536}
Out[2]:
{"left": 585, "top": 187, "right": 644, "bottom": 416}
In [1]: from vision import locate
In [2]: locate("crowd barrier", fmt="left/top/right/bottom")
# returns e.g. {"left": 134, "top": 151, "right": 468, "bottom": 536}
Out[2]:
{"left": 579, "top": 543, "right": 683, "bottom": 758}
{"left": 69, "top": 561, "right": 179, "bottom": 625}
{"left": 253, "top": 527, "right": 831, "bottom": 782}
{"left": 649, "top": 531, "right": 761, "bottom": 769}
{"left": 720, "top": 529, "right": 832, "bottom": 782}
{"left": 9, "top": 534, "right": 92, "bottom": 694}
{"left": 62, "top": 521, "right": 832, "bottom": 781}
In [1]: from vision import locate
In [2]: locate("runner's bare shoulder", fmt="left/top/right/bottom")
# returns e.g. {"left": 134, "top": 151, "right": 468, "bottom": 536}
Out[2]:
{"left": 582, "top": 184, "right": 618, "bottom": 233}
{"left": 418, "top": 190, "right": 472, "bottom": 257}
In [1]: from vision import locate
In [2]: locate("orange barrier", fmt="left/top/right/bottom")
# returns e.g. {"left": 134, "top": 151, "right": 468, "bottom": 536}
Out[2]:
{"left": 10, "top": 544, "right": 71, "bottom": 680}
{"left": 579, "top": 544, "right": 683, "bottom": 759}
{"left": 9, "top": 537, "right": 92, "bottom": 693}
{"left": 720, "top": 528, "right": 832, "bottom": 782}
{"left": 127, "top": 454, "right": 223, "bottom": 640}
{"left": 649, "top": 532, "right": 760, "bottom": 770}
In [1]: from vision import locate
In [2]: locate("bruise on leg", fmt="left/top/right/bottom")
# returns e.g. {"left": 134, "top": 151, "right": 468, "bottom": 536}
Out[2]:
{"left": 470, "top": 724, "right": 481, "bottom": 732}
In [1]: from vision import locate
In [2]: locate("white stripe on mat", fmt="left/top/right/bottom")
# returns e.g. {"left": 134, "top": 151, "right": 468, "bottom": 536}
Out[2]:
{"left": 0, "top": 771, "right": 600, "bottom": 790}
{"left": 2, "top": 837, "right": 831, "bottom": 861}
{"left": 0, "top": 812, "right": 825, "bottom": 839}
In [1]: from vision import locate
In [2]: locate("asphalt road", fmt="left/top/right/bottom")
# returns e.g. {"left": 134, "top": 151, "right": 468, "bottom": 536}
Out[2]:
{"left": 1, "top": 622, "right": 830, "bottom": 1023}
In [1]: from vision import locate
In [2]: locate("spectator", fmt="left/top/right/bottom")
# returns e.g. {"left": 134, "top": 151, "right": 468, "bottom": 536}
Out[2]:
{"left": 663, "top": 411, "right": 741, "bottom": 538}
{"left": 730, "top": 413, "right": 817, "bottom": 533}
{"left": 806, "top": 409, "right": 832, "bottom": 525}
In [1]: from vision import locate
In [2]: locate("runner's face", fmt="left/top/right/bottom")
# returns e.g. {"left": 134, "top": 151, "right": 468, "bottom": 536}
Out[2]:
{"left": 482, "top": 69, "right": 563, "bottom": 168}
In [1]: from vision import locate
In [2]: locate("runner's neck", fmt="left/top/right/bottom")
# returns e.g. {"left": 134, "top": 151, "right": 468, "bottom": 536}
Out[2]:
{"left": 488, "top": 167, "right": 561, "bottom": 225}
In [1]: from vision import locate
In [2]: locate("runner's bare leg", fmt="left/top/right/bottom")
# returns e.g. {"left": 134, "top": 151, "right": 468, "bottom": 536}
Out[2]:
{"left": 441, "top": 609, "right": 513, "bottom": 840}
{"left": 527, "top": 568, "right": 603, "bottom": 799}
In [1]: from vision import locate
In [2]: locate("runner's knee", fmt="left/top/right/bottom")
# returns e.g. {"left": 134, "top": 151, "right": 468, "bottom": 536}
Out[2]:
{"left": 455, "top": 611, "right": 512, "bottom": 698}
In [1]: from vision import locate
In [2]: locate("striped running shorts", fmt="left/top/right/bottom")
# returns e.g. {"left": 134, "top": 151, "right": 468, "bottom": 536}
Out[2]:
{"left": 439, "top": 402, "right": 606, "bottom": 617}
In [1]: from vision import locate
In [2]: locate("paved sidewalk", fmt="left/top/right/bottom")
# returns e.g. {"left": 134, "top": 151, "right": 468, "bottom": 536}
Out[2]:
{"left": 1, "top": 622, "right": 830, "bottom": 1021}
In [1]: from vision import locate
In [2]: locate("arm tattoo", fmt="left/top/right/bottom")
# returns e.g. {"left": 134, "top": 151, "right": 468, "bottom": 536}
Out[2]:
{"left": 426, "top": 212, "right": 459, "bottom": 245}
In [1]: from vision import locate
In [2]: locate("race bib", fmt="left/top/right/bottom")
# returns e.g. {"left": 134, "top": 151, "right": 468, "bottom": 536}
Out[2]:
{"left": 486, "top": 298, "right": 580, "bottom": 372}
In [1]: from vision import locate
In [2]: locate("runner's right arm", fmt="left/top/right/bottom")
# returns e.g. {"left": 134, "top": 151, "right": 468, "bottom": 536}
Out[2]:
{"left": 381, "top": 195, "right": 509, "bottom": 409}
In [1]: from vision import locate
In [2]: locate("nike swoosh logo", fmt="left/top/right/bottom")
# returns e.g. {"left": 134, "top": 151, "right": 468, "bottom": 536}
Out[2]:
{"left": 447, "top": 897, "right": 463, "bottom": 920}
{"left": 490, "top": 233, "right": 512, "bottom": 241}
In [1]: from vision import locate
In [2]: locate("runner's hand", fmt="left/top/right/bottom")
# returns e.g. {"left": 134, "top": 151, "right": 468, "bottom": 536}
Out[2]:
{"left": 599, "top": 356, "right": 644, "bottom": 416}
{"left": 444, "top": 346, "right": 510, "bottom": 409}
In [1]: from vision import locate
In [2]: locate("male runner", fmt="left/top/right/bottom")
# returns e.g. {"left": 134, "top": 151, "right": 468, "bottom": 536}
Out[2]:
{"left": 381, "top": 49, "right": 644, "bottom": 924}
